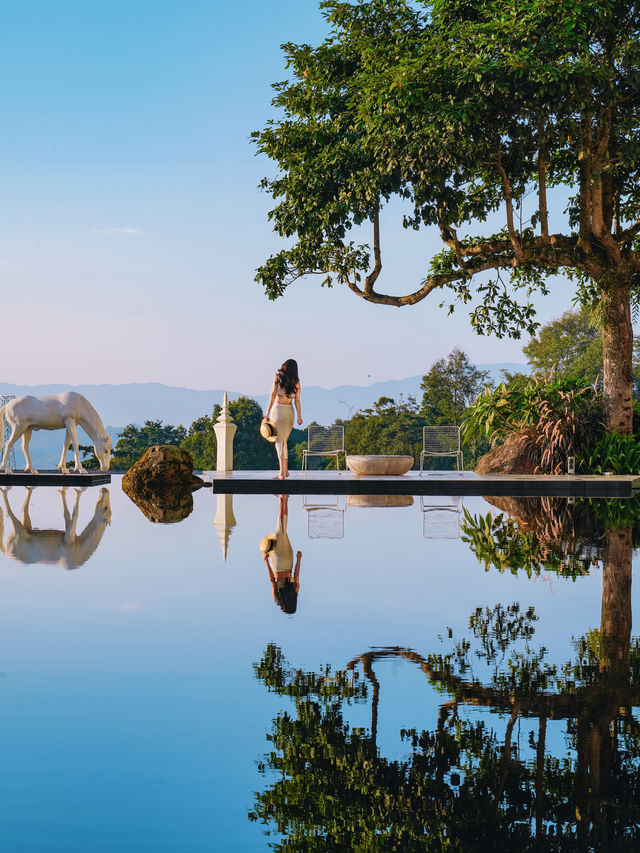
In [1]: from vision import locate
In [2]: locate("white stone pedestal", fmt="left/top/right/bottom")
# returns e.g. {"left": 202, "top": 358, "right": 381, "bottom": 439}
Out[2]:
{"left": 213, "top": 392, "right": 237, "bottom": 473}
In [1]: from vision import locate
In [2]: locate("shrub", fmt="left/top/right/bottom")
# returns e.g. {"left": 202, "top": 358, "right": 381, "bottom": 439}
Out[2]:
{"left": 463, "top": 376, "right": 602, "bottom": 474}
{"left": 579, "top": 432, "right": 640, "bottom": 475}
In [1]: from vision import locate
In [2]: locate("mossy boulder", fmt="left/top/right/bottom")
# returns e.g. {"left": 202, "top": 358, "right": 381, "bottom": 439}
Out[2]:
{"left": 476, "top": 429, "right": 538, "bottom": 475}
{"left": 123, "top": 445, "right": 201, "bottom": 490}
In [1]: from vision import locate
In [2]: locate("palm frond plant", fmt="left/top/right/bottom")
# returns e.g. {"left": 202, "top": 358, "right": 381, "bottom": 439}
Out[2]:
{"left": 579, "top": 432, "right": 640, "bottom": 475}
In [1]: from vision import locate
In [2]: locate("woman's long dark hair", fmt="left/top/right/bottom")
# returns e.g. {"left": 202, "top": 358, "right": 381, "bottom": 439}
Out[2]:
{"left": 275, "top": 577, "right": 298, "bottom": 614}
{"left": 276, "top": 359, "right": 299, "bottom": 398}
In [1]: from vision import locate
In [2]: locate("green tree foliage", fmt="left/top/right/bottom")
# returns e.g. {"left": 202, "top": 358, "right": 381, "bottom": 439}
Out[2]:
{"left": 78, "top": 444, "right": 100, "bottom": 470}
{"left": 499, "top": 370, "right": 531, "bottom": 390}
{"left": 524, "top": 307, "right": 640, "bottom": 397}
{"left": 181, "top": 396, "right": 307, "bottom": 471}
{"left": 111, "top": 420, "right": 187, "bottom": 469}
{"left": 345, "top": 395, "right": 422, "bottom": 465}
{"left": 180, "top": 414, "right": 216, "bottom": 470}
{"left": 334, "top": 351, "right": 489, "bottom": 470}
{"left": 420, "top": 347, "right": 489, "bottom": 425}
{"left": 108, "top": 398, "right": 307, "bottom": 471}
{"left": 523, "top": 306, "right": 603, "bottom": 382}
{"left": 254, "top": 0, "right": 640, "bottom": 434}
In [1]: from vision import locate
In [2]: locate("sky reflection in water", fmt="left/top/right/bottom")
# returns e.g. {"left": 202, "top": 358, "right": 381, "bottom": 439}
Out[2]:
{"left": 0, "top": 479, "right": 636, "bottom": 850}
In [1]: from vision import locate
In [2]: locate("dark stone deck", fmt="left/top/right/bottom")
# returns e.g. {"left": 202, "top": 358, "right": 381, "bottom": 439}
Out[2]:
{"left": 210, "top": 471, "right": 640, "bottom": 498}
{"left": 0, "top": 470, "right": 111, "bottom": 486}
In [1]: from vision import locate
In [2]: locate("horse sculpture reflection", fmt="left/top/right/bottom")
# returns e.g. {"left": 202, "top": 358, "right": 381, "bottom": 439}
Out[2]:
{"left": 0, "top": 392, "right": 112, "bottom": 474}
{"left": 0, "top": 487, "right": 111, "bottom": 569}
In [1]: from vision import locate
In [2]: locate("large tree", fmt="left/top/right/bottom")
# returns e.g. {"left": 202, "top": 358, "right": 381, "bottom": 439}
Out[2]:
{"left": 523, "top": 306, "right": 640, "bottom": 396}
{"left": 343, "top": 394, "right": 423, "bottom": 465}
{"left": 111, "top": 420, "right": 187, "bottom": 469}
{"left": 523, "top": 306, "right": 603, "bottom": 381}
{"left": 254, "top": 0, "right": 640, "bottom": 433}
{"left": 420, "top": 347, "right": 489, "bottom": 424}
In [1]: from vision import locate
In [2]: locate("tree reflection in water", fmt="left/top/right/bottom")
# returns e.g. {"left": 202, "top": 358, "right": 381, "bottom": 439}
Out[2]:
{"left": 250, "top": 498, "right": 640, "bottom": 850}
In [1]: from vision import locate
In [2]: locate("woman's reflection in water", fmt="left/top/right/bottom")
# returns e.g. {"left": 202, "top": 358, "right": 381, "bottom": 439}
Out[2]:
{"left": 261, "top": 494, "right": 301, "bottom": 614}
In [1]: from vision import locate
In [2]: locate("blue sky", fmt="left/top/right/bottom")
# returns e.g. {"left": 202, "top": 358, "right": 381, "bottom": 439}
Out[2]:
{"left": 0, "top": 0, "right": 575, "bottom": 393}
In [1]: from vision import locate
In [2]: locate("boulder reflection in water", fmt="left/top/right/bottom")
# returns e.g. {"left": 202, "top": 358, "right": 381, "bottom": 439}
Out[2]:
{"left": 121, "top": 445, "right": 203, "bottom": 524}
{"left": 122, "top": 480, "right": 194, "bottom": 524}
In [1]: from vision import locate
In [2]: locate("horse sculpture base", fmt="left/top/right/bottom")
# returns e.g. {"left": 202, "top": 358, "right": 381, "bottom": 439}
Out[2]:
{"left": 0, "top": 471, "right": 111, "bottom": 486}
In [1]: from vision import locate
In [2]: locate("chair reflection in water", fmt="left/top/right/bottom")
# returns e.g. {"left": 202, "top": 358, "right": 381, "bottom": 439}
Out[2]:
{"left": 0, "top": 486, "right": 111, "bottom": 569}
{"left": 420, "top": 496, "right": 463, "bottom": 539}
{"left": 303, "top": 495, "right": 344, "bottom": 539}
{"left": 261, "top": 494, "right": 302, "bottom": 614}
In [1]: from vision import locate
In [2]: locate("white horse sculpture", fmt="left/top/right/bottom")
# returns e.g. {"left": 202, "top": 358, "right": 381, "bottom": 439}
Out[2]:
{"left": 0, "top": 486, "right": 112, "bottom": 569}
{"left": 0, "top": 392, "right": 112, "bottom": 474}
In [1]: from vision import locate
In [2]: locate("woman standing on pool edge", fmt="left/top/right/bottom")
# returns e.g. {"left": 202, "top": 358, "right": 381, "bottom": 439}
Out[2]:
{"left": 265, "top": 359, "right": 303, "bottom": 479}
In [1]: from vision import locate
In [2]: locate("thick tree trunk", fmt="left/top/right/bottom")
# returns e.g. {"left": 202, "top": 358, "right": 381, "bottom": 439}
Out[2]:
{"left": 600, "top": 526, "right": 632, "bottom": 675}
{"left": 601, "top": 277, "right": 633, "bottom": 434}
{"left": 574, "top": 527, "right": 632, "bottom": 844}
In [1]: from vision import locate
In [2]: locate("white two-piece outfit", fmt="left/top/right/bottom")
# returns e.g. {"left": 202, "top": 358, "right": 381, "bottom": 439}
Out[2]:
{"left": 270, "top": 510, "right": 294, "bottom": 575}
{"left": 271, "top": 402, "right": 294, "bottom": 461}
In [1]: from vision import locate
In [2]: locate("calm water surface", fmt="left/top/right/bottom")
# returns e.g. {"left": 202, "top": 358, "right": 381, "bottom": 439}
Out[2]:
{"left": 0, "top": 479, "right": 637, "bottom": 850}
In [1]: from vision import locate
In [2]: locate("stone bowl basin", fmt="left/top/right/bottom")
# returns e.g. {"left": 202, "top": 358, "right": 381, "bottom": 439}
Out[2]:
{"left": 346, "top": 454, "right": 414, "bottom": 476}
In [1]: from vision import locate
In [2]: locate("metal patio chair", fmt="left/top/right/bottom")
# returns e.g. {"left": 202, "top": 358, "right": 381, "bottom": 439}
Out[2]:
{"left": 302, "top": 425, "right": 345, "bottom": 473}
{"left": 420, "top": 425, "right": 463, "bottom": 474}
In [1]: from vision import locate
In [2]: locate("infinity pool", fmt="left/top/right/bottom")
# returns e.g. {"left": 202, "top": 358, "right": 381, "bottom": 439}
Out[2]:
{"left": 0, "top": 480, "right": 637, "bottom": 850}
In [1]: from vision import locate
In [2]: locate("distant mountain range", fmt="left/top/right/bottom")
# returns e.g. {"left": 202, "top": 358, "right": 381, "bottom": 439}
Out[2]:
{"left": 0, "top": 362, "right": 527, "bottom": 468}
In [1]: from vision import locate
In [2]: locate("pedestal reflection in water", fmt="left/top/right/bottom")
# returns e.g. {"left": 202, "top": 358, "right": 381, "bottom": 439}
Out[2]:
{"left": 0, "top": 481, "right": 635, "bottom": 850}
{"left": 214, "top": 492, "right": 237, "bottom": 561}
